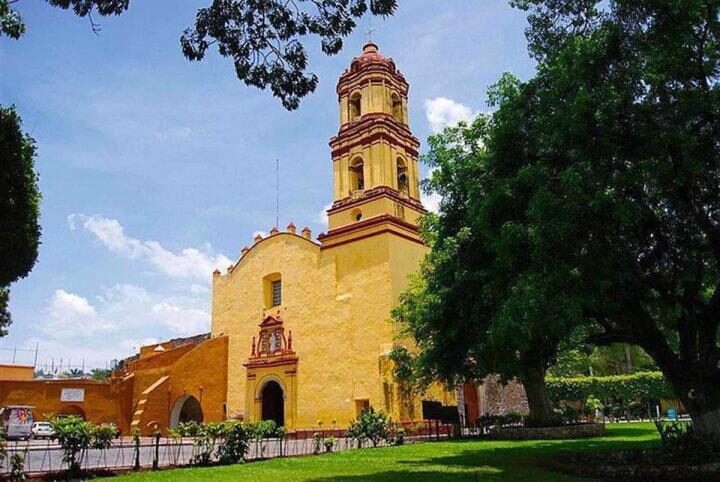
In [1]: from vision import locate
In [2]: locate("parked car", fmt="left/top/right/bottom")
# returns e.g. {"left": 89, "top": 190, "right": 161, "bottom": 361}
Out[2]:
{"left": 31, "top": 421, "right": 55, "bottom": 439}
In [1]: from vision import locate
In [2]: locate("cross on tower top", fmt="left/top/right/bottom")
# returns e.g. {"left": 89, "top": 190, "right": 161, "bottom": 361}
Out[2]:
{"left": 365, "top": 14, "right": 376, "bottom": 42}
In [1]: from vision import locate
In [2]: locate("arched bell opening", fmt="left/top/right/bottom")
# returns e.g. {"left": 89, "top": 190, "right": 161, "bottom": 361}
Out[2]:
{"left": 349, "top": 157, "right": 365, "bottom": 193}
{"left": 397, "top": 157, "right": 409, "bottom": 195}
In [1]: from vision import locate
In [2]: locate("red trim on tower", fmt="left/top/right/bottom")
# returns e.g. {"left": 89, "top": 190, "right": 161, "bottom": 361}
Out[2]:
{"left": 328, "top": 186, "right": 426, "bottom": 213}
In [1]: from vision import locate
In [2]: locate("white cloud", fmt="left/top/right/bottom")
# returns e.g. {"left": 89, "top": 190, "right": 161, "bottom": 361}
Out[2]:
{"left": 31, "top": 283, "right": 211, "bottom": 367}
{"left": 252, "top": 230, "right": 268, "bottom": 239}
{"left": 422, "top": 191, "right": 442, "bottom": 214}
{"left": 44, "top": 289, "right": 118, "bottom": 337}
{"left": 316, "top": 202, "right": 334, "bottom": 226}
{"left": 424, "top": 97, "right": 477, "bottom": 133}
{"left": 68, "top": 214, "right": 231, "bottom": 282}
{"left": 46, "top": 285, "right": 209, "bottom": 338}
{"left": 151, "top": 303, "right": 208, "bottom": 335}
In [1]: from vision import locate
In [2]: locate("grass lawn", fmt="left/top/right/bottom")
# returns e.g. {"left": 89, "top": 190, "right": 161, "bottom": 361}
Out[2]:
{"left": 119, "top": 423, "right": 659, "bottom": 481}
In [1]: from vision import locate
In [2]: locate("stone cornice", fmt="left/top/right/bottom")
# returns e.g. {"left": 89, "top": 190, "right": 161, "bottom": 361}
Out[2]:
{"left": 328, "top": 186, "right": 426, "bottom": 213}
{"left": 329, "top": 114, "right": 420, "bottom": 158}
{"left": 318, "top": 213, "right": 424, "bottom": 247}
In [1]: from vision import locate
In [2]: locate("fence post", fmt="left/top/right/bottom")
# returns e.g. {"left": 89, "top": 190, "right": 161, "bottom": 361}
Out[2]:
{"left": 152, "top": 432, "right": 160, "bottom": 470}
{"left": 133, "top": 432, "right": 140, "bottom": 471}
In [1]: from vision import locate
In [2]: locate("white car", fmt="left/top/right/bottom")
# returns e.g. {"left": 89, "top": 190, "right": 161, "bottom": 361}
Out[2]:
{"left": 31, "top": 421, "right": 54, "bottom": 439}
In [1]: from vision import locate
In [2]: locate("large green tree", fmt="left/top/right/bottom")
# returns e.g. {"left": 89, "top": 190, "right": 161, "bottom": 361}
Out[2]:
{"left": 398, "top": 0, "right": 720, "bottom": 439}
{"left": 508, "top": 0, "right": 720, "bottom": 441}
{"left": 0, "top": 106, "right": 41, "bottom": 335}
{"left": 2, "top": 0, "right": 397, "bottom": 109}
{"left": 393, "top": 95, "right": 576, "bottom": 425}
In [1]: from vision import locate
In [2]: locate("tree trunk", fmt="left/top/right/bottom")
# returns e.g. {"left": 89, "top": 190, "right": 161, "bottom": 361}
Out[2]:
{"left": 519, "top": 365, "right": 554, "bottom": 426}
{"left": 673, "top": 378, "right": 720, "bottom": 443}
{"left": 624, "top": 344, "right": 633, "bottom": 373}
{"left": 660, "top": 366, "right": 720, "bottom": 444}
{"left": 688, "top": 406, "right": 720, "bottom": 441}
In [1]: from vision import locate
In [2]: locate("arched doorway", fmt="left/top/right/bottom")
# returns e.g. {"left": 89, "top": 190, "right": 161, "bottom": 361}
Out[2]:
{"left": 261, "top": 381, "right": 284, "bottom": 427}
{"left": 169, "top": 395, "right": 203, "bottom": 428}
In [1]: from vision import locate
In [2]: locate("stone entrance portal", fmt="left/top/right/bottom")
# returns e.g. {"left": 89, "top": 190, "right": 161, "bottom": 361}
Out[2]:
{"left": 261, "top": 380, "right": 285, "bottom": 427}
{"left": 244, "top": 313, "right": 298, "bottom": 428}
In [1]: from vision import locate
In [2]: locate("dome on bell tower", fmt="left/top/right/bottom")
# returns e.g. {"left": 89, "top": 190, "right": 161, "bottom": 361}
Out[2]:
{"left": 348, "top": 41, "right": 397, "bottom": 72}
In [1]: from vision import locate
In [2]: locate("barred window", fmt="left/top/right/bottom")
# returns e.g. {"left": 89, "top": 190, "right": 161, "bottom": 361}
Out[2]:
{"left": 272, "top": 280, "right": 282, "bottom": 307}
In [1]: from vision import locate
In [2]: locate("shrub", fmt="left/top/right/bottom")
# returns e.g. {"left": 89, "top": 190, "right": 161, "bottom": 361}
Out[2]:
{"left": 189, "top": 425, "right": 214, "bottom": 466}
{"left": 546, "top": 372, "right": 674, "bottom": 403}
{"left": 247, "top": 420, "right": 277, "bottom": 459}
{"left": 585, "top": 395, "right": 604, "bottom": 415}
{"left": 554, "top": 404, "right": 581, "bottom": 424}
{"left": 524, "top": 414, "right": 564, "bottom": 428}
{"left": 176, "top": 420, "right": 202, "bottom": 437}
{"left": 9, "top": 453, "right": 24, "bottom": 482}
{"left": 628, "top": 400, "right": 647, "bottom": 419}
{"left": 49, "top": 416, "right": 94, "bottom": 476}
{"left": 347, "top": 407, "right": 390, "bottom": 448}
{"left": 0, "top": 427, "right": 7, "bottom": 466}
{"left": 475, "top": 412, "right": 527, "bottom": 430}
{"left": 392, "top": 427, "right": 406, "bottom": 445}
{"left": 249, "top": 420, "right": 278, "bottom": 440}
{"left": 654, "top": 420, "right": 719, "bottom": 460}
{"left": 215, "top": 421, "right": 250, "bottom": 465}
{"left": 92, "top": 424, "right": 116, "bottom": 450}
{"left": 323, "top": 436, "right": 335, "bottom": 452}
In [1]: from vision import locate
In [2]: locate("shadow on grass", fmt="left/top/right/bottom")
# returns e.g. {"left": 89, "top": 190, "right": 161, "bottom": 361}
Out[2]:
{"left": 308, "top": 428, "right": 660, "bottom": 482}
{"left": 307, "top": 470, "right": 508, "bottom": 482}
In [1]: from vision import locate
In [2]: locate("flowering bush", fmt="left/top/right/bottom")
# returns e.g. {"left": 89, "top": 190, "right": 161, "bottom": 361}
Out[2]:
{"left": 347, "top": 407, "right": 390, "bottom": 448}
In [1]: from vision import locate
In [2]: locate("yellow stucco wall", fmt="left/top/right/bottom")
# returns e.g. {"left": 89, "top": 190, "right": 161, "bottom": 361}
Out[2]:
{"left": 212, "top": 227, "right": 454, "bottom": 429}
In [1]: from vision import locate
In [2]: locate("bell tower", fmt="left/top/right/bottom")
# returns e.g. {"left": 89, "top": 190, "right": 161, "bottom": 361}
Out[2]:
{"left": 320, "top": 42, "right": 426, "bottom": 247}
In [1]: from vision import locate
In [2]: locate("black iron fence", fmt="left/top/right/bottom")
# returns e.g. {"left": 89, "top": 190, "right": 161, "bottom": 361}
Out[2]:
{"left": 0, "top": 420, "right": 455, "bottom": 478}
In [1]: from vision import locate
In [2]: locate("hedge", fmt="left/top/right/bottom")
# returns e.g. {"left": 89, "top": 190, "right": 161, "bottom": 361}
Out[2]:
{"left": 546, "top": 371, "right": 676, "bottom": 402}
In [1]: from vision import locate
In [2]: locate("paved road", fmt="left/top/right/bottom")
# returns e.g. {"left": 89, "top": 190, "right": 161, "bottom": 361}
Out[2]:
{"left": 3, "top": 437, "right": 196, "bottom": 473}
{"left": 0, "top": 435, "right": 412, "bottom": 474}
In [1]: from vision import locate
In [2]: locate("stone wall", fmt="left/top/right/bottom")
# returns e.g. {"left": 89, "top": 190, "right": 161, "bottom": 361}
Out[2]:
{"left": 490, "top": 423, "right": 606, "bottom": 440}
{"left": 479, "top": 376, "right": 529, "bottom": 416}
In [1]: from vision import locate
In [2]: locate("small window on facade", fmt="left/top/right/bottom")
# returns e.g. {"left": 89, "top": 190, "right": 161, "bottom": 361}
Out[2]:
{"left": 272, "top": 280, "right": 282, "bottom": 307}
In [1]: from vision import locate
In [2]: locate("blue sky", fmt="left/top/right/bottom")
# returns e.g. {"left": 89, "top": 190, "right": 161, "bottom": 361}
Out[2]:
{"left": 0, "top": 0, "right": 535, "bottom": 371}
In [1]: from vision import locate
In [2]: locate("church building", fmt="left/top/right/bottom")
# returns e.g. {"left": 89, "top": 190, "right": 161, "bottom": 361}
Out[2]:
{"left": 211, "top": 40, "right": 455, "bottom": 429}
{"left": 1, "top": 42, "right": 505, "bottom": 434}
